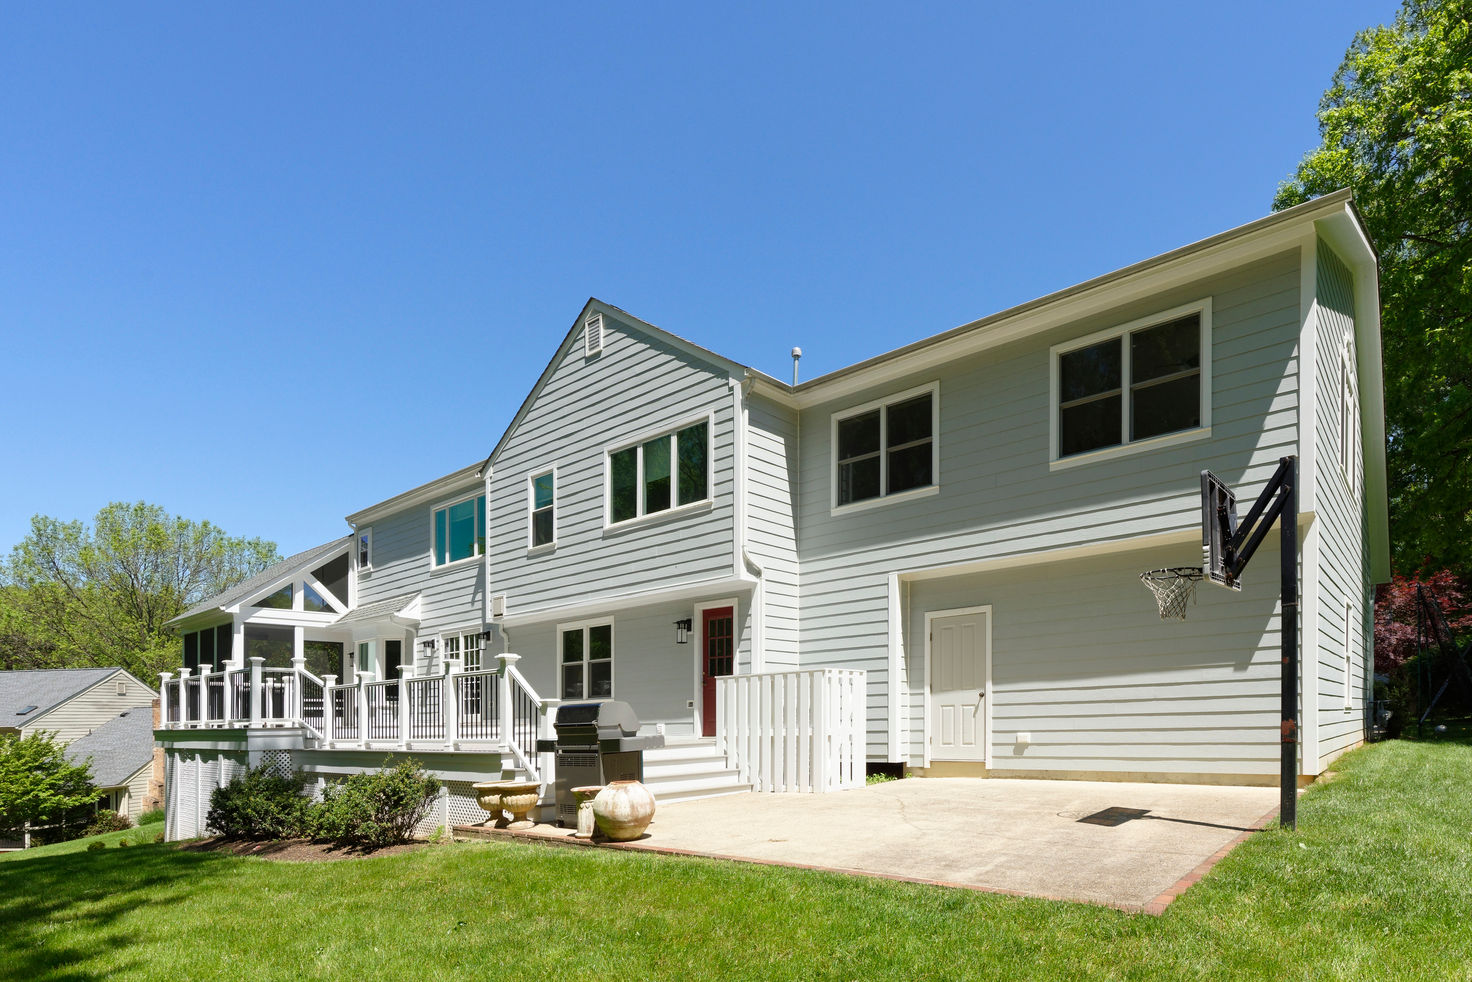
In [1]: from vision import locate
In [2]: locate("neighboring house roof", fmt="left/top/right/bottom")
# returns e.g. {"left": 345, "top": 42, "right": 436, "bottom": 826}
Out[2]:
{"left": 0, "top": 668, "right": 119, "bottom": 726}
{"left": 333, "top": 593, "right": 421, "bottom": 625}
{"left": 64, "top": 706, "right": 155, "bottom": 788}
{"left": 167, "top": 536, "right": 352, "bottom": 627}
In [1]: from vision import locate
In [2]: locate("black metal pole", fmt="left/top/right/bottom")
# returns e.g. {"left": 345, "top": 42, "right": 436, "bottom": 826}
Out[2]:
{"left": 1279, "top": 456, "right": 1299, "bottom": 830}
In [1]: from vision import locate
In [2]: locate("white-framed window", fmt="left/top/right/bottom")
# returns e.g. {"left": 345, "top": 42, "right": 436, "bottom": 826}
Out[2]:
{"left": 1340, "top": 337, "right": 1360, "bottom": 497}
{"left": 606, "top": 415, "right": 712, "bottom": 527}
{"left": 357, "top": 527, "right": 373, "bottom": 570}
{"left": 442, "top": 630, "right": 485, "bottom": 672}
{"left": 1050, "top": 300, "right": 1212, "bottom": 465}
{"left": 432, "top": 493, "right": 486, "bottom": 567}
{"left": 528, "top": 470, "right": 556, "bottom": 549}
{"left": 356, "top": 641, "right": 374, "bottom": 679}
{"left": 1345, "top": 602, "right": 1354, "bottom": 711}
{"left": 585, "top": 312, "right": 604, "bottom": 357}
{"left": 831, "top": 381, "right": 940, "bottom": 511}
{"left": 559, "top": 620, "right": 613, "bottom": 700}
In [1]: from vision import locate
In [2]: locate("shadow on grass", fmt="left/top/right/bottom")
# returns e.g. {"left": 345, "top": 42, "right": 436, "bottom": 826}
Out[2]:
{"left": 0, "top": 844, "right": 235, "bottom": 981}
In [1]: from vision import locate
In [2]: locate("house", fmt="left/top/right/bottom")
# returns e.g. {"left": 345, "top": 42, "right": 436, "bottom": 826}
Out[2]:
{"left": 156, "top": 189, "right": 1386, "bottom": 840}
{"left": 1, "top": 668, "right": 162, "bottom": 824}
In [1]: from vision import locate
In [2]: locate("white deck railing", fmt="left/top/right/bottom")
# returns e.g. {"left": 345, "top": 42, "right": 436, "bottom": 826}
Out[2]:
{"left": 715, "top": 668, "right": 866, "bottom": 792}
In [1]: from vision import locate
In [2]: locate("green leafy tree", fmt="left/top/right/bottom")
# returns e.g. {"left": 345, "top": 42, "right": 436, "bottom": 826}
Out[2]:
{"left": 1275, "top": 0, "right": 1472, "bottom": 576}
{"left": 0, "top": 730, "right": 101, "bottom": 842}
{"left": 0, "top": 502, "right": 279, "bottom": 679}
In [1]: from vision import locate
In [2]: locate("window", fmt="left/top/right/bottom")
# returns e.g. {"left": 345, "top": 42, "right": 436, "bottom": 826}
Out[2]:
{"left": 607, "top": 419, "right": 710, "bottom": 525}
{"left": 357, "top": 527, "right": 372, "bottom": 569}
{"left": 442, "top": 630, "right": 484, "bottom": 671}
{"left": 832, "top": 383, "right": 938, "bottom": 509}
{"left": 254, "top": 584, "right": 293, "bottom": 609}
{"left": 529, "top": 471, "right": 555, "bottom": 548}
{"left": 560, "top": 622, "right": 613, "bottom": 699}
{"left": 1340, "top": 339, "right": 1359, "bottom": 496}
{"left": 1052, "top": 302, "right": 1210, "bottom": 462}
{"left": 433, "top": 494, "right": 486, "bottom": 567}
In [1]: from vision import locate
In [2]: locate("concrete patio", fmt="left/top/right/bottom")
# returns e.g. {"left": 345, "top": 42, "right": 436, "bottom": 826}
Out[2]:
{"left": 456, "top": 777, "right": 1282, "bottom": 913}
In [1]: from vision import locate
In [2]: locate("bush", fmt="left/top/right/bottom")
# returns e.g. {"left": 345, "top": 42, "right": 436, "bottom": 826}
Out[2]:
{"left": 310, "top": 759, "right": 439, "bottom": 849}
{"left": 83, "top": 810, "right": 134, "bottom": 837}
{"left": 206, "top": 766, "right": 310, "bottom": 840}
{"left": 138, "top": 807, "right": 165, "bottom": 826}
{"left": 86, "top": 840, "right": 106, "bottom": 851}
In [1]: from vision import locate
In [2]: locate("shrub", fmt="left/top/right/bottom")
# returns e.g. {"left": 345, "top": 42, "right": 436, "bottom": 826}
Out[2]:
{"left": 138, "top": 807, "right": 165, "bottom": 826}
{"left": 83, "top": 810, "right": 134, "bottom": 837}
{"left": 310, "top": 759, "right": 439, "bottom": 849}
{"left": 86, "top": 840, "right": 106, "bottom": 851}
{"left": 206, "top": 766, "right": 310, "bottom": 840}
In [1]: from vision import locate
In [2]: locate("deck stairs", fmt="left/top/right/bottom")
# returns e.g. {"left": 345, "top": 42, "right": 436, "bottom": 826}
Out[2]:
{"left": 638, "top": 738, "right": 751, "bottom": 803}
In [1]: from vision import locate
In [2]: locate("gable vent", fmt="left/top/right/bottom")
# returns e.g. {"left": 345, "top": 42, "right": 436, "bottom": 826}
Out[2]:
{"left": 584, "top": 313, "right": 604, "bottom": 357}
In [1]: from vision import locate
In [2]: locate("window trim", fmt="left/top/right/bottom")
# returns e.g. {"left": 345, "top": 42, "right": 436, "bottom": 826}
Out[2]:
{"left": 602, "top": 411, "right": 716, "bottom": 530}
{"left": 1339, "top": 335, "right": 1359, "bottom": 497}
{"left": 527, "top": 468, "right": 558, "bottom": 554}
{"left": 829, "top": 381, "right": 941, "bottom": 515}
{"left": 357, "top": 526, "right": 373, "bottom": 571}
{"left": 430, "top": 491, "right": 486, "bottom": 570}
{"left": 1344, "top": 601, "right": 1354, "bottom": 711}
{"left": 1048, "top": 299, "right": 1213, "bottom": 470}
{"left": 440, "top": 629, "right": 486, "bottom": 672}
{"left": 556, "top": 618, "right": 615, "bottom": 700}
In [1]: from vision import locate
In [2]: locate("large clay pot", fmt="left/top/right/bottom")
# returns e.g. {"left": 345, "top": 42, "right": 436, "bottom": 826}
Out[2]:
{"left": 591, "top": 780, "right": 656, "bottom": 841}
{"left": 471, "top": 782, "right": 507, "bottom": 827}
{"left": 499, "top": 781, "right": 541, "bottom": 830}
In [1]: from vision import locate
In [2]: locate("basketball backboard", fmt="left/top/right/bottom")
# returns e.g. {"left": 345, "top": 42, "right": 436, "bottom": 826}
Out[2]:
{"left": 1201, "top": 470, "right": 1241, "bottom": 590}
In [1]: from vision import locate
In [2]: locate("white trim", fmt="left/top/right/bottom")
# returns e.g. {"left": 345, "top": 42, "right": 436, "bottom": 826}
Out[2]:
{"left": 693, "top": 597, "right": 739, "bottom": 736}
{"left": 1300, "top": 518, "right": 1321, "bottom": 769}
{"left": 602, "top": 410, "right": 716, "bottom": 529}
{"left": 497, "top": 574, "right": 753, "bottom": 627}
{"left": 921, "top": 604, "right": 992, "bottom": 769}
{"left": 527, "top": 467, "right": 558, "bottom": 552}
{"left": 302, "top": 572, "right": 349, "bottom": 615}
{"left": 1344, "top": 600, "right": 1354, "bottom": 712}
{"left": 554, "top": 617, "right": 615, "bottom": 701}
{"left": 731, "top": 378, "right": 747, "bottom": 580}
{"left": 345, "top": 462, "right": 484, "bottom": 527}
{"left": 600, "top": 498, "right": 714, "bottom": 536}
{"left": 430, "top": 490, "right": 486, "bottom": 570}
{"left": 887, "top": 573, "right": 902, "bottom": 761}
{"left": 584, "top": 311, "right": 604, "bottom": 357}
{"left": 1048, "top": 298, "right": 1212, "bottom": 467}
{"left": 1297, "top": 231, "right": 1319, "bottom": 515}
{"left": 356, "top": 526, "right": 373, "bottom": 572}
{"left": 829, "top": 380, "right": 941, "bottom": 514}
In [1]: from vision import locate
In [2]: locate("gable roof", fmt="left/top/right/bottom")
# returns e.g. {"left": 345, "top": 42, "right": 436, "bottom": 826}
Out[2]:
{"left": 345, "top": 463, "right": 483, "bottom": 528}
{"left": 166, "top": 536, "right": 352, "bottom": 628}
{"left": 0, "top": 668, "right": 120, "bottom": 726}
{"left": 333, "top": 593, "right": 421, "bottom": 625}
{"left": 64, "top": 705, "right": 155, "bottom": 787}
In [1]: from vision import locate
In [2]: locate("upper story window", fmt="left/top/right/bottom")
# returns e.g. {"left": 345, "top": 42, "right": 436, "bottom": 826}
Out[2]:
{"left": 831, "top": 382, "right": 939, "bottom": 511}
{"left": 357, "top": 527, "right": 372, "bottom": 569}
{"left": 1340, "top": 337, "right": 1360, "bottom": 497}
{"left": 529, "top": 471, "right": 556, "bottom": 548}
{"left": 1051, "top": 300, "right": 1211, "bottom": 465}
{"left": 433, "top": 493, "right": 486, "bottom": 567}
{"left": 607, "top": 418, "right": 710, "bottom": 526}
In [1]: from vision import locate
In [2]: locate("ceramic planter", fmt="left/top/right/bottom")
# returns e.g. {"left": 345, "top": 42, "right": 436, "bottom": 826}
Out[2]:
{"left": 591, "top": 780, "right": 656, "bottom": 841}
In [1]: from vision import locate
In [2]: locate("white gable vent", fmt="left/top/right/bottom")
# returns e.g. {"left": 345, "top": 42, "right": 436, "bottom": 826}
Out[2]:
{"left": 490, "top": 593, "right": 508, "bottom": 618}
{"left": 584, "top": 313, "right": 604, "bottom": 357}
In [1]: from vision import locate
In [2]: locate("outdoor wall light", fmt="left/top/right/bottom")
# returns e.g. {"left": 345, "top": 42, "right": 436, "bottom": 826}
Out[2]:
{"left": 674, "top": 618, "right": 692, "bottom": 644}
{"left": 420, "top": 639, "right": 438, "bottom": 652}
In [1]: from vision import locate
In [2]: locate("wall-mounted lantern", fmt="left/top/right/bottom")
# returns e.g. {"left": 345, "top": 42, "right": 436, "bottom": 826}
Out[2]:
{"left": 674, "top": 618, "right": 692, "bottom": 645}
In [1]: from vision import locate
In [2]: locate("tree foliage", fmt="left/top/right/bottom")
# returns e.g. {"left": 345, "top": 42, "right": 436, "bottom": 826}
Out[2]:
{"left": 0, "top": 730, "right": 101, "bottom": 841}
{"left": 0, "top": 502, "right": 278, "bottom": 680}
{"left": 1374, "top": 569, "right": 1472, "bottom": 672}
{"left": 1274, "top": 0, "right": 1472, "bottom": 577}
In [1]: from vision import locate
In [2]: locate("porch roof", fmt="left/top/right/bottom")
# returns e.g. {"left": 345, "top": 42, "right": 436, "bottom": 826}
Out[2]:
{"left": 332, "top": 593, "right": 421, "bottom": 625}
{"left": 167, "top": 536, "right": 353, "bottom": 628}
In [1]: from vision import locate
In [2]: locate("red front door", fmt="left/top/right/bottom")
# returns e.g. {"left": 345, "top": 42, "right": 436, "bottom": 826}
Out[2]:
{"left": 700, "top": 606, "right": 735, "bottom": 737}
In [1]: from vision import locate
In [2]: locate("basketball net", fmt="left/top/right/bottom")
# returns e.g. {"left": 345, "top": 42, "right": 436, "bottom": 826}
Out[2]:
{"left": 1140, "top": 567, "right": 1205, "bottom": 621}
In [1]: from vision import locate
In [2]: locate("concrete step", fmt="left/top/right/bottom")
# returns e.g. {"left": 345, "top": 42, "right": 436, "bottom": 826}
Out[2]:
{"left": 639, "top": 741, "right": 751, "bottom": 803}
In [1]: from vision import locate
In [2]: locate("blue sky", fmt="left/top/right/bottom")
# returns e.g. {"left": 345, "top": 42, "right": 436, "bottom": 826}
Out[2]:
{"left": 0, "top": 2, "right": 1393, "bottom": 558}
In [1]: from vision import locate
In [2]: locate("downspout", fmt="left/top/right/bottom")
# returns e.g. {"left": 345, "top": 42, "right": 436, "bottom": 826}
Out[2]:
{"left": 732, "top": 374, "right": 764, "bottom": 672}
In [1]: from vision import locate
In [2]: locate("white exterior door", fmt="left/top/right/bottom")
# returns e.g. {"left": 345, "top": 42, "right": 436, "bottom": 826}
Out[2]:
{"left": 928, "top": 609, "right": 990, "bottom": 762}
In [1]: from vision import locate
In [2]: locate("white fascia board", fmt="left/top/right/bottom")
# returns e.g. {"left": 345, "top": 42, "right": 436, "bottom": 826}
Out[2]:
{"left": 497, "top": 575, "right": 754, "bottom": 628}
{"left": 1296, "top": 230, "right": 1320, "bottom": 517}
{"left": 345, "top": 462, "right": 485, "bottom": 527}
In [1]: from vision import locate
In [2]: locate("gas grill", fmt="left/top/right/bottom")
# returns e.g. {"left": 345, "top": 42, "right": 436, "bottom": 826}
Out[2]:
{"left": 539, "top": 700, "right": 664, "bottom": 826}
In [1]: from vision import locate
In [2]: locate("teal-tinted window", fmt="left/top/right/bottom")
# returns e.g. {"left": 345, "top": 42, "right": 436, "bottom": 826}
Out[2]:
{"left": 434, "top": 494, "right": 485, "bottom": 566}
{"left": 531, "top": 472, "right": 555, "bottom": 547}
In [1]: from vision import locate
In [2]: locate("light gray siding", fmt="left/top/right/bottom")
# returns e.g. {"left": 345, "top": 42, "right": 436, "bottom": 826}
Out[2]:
{"left": 24, "top": 672, "right": 156, "bottom": 744}
{"left": 1312, "top": 240, "right": 1370, "bottom": 769}
{"left": 745, "top": 394, "right": 800, "bottom": 669}
{"left": 796, "top": 251, "right": 1302, "bottom": 761}
{"left": 490, "top": 310, "right": 737, "bottom": 616}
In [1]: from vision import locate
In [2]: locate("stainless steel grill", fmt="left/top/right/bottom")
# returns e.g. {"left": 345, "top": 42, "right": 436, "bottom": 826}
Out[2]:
{"left": 540, "top": 700, "right": 664, "bottom": 826}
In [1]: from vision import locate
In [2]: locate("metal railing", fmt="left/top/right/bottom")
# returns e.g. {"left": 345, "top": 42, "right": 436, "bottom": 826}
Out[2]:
{"left": 455, "top": 670, "right": 500, "bottom": 741}
{"left": 365, "top": 680, "right": 397, "bottom": 742}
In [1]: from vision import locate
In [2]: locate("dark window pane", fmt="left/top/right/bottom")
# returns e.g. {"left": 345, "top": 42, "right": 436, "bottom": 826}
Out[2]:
{"left": 838, "top": 456, "right": 881, "bottom": 505}
{"left": 256, "top": 585, "right": 292, "bottom": 609}
{"left": 1059, "top": 340, "right": 1121, "bottom": 402}
{"left": 610, "top": 447, "right": 637, "bottom": 523}
{"left": 589, "top": 661, "right": 612, "bottom": 698}
{"left": 677, "top": 422, "right": 708, "bottom": 505}
{"left": 837, "top": 410, "right": 880, "bottom": 460}
{"left": 446, "top": 498, "right": 477, "bottom": 562}
{"left": 312, "top": 554, "right": 349, "bottom": 606}
{"left": 533, "top": 473, "right": 554, "bottom": 510}
{"left": 561, "top": 629, "right": 583, "bottom": 664}
{"left": 888, "top": 442, "right": 932, "bottom": 494}
{"left": 1132, "top": 374, "right": 1201, "bottom": 440}
{"left": 589, "top": 624, "right": 612, "bottom": 662}
{"left": 643, "top": 436, "right": 671, "bottom": 513}
{"left": 183, "top": 631, "right": 198, "bottom": 670}
{"left": 302, "top": 582, "right": 332, "bottom": 613}
{"left": 304, "top": 640, "right": 342, "bottom": 680}
{"left": 434, "top": 509, "right": 447, "bottom": 565}
{"left": 532, "top": 509, "right": 554, "bottom": 547}
{"left": 245, "top": 625, "right": 293, "bottom": 668}
{"left": 1131, "top": 315, "right": 1200, "bottom": 383}
{"left": 198, "top": 626, "right": 214, "bottom": 665}
{"left": 1059, "top": 395, "right": 1122, "bottom": 457}
{"left": 215, "top": 624, "right": 232, "bottom": 664}
{"left": 887, "top": 394, "right": 932, "bottom": 447}
{"left": 561, "top": 665, "right": 584, "bottom": 700}
{"left": 385, "top": 640, "right": 403, "bottom": 676}
{"left": 358, "top": 531, "right": 371, "bottom": 568}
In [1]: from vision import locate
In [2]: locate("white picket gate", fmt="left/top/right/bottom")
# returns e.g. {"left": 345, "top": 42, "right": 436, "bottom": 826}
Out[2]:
{"left": 715, "top": 668, "right": 866, "bottom": 792}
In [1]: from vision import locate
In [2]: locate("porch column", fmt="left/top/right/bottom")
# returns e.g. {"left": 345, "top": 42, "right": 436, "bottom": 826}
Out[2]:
{"left": 443, "top": 657, "right": 463, "bottom": 747}
{"left": 496, "top": 653, "right": 518, "bottom": 747}
{"left": 249, "top": 657, "right": 264, "bottom": 726}
{"left": 396, "top": 671, "right": 410, "bottom": 749}
{"left": 197, "top": 664, "right": 212, "bottom": 725}
{"left": 356, "top": 670, "right": 372, "bottom": 749}
{"left": 291, "top": 647, "right": 307, "bottom": 723}
{"left": 177, "top": 668, "right": 192, "bottom": 725}
{"left": 231, "top": 619, "right": 245, "bottom": 668}
{"left": 322, "top": 674, "right": 337, "bottom": 744}
{"left": 158, "top": 673, "right": 173, "bottom": 727}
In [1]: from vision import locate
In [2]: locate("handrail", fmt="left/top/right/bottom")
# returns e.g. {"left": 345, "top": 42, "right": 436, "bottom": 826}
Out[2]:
{"left": 503, "top": 664, "right": 544, "bottom": 782}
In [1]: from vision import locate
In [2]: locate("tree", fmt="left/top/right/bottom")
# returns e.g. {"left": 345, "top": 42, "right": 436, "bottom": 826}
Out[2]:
{"left": 0, "top": 730, "right": 101, "bottom": 843}
{"left": 0, "top": 502, "right": 279, "bottom": 679}
{"left": 1274, "top": 0, "right": 1472, "bottom": 577}
{"left": 1374, "top": 568, "right": 1472, "bottom": 673}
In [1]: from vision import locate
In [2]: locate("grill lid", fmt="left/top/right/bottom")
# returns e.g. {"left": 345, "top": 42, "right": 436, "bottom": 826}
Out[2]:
{"left": 553, "top": 700, "right": 642, "bottom": 738}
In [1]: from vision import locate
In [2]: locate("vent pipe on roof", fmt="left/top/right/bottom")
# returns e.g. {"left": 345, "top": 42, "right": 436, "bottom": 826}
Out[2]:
{"left": 791, "top": 347, "right": 802, "bottom": 386}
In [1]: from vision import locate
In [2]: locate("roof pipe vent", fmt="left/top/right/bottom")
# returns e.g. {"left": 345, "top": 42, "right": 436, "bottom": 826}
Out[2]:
{"left": 791, "top": 347, "right": 802, "bottom": 386}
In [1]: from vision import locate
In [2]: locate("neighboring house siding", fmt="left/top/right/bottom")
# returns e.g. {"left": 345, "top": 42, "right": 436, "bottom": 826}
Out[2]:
{"left": 24, "top": 673, "right": 154, "bottom": 743}
{"left": 357, "top": 488, "right": 485, "bottom": 643}
{"left": 1313, "top": 240, "right": 1369, "bottom": 769}
{"left": 490, "top": 310, "right": 737, "bottom": 615}
{"left": 746, "top": 394, "right": 800, "bottom": 669}
{"left": 796, "top": 252, "right": 1302, "bottom": 759}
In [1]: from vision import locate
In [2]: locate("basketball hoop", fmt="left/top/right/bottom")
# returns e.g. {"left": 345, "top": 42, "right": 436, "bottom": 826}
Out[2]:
{"left": 1140, "top": 567, "right": 1205, "bottom": 621}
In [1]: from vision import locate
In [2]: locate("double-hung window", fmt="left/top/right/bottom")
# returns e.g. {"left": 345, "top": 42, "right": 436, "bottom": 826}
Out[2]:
{"left": 607, "top": 418, "right": 710, "bottom": 526}
{"left": 1340, "top": 339, "right": 1359, "bottom": 497}
{"left": 560, "top": 622, "right": 613, "bottom": 699}
{"left": 433, "top": 493, "right": 485, "bottom": 567}
{"left": 832, "top": 383, "right": 938, "bottom": 510}
{"left": 529, "top": 471, "right": 555, "bottom": 548}
{"left": 357, "top": 527, "right": 372, "bottom": 570}
{"left": 1052, "top": 301, "right": 1210, "bottom": 463}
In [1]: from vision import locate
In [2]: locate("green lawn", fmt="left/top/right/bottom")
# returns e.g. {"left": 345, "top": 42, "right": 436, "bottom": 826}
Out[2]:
{"left": 4, "top": 734, "right": 1470, "bottom": 981}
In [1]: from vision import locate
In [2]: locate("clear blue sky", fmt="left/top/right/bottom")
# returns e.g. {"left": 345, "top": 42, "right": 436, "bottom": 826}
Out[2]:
{"left": 0, "top": 2, "right": 1393, "bottom": 558}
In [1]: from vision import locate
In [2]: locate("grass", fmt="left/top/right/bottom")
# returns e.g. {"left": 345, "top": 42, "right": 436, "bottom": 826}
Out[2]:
{"left": 3, "top": 733, "right": 1470, "bottom": 981}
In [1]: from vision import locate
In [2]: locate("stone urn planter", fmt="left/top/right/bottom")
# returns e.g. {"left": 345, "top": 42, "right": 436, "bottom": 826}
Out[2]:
{"left": 498, "top": 780, "right": 541, "bottom": 830}
{"left": 471, "top": 781, "right": 508, "bottom": 828}
{"left": 591, "top": 779, "right": 656, "bottom": 841}
{"left": 571, "top": 785, "right": 603, "bottom": 839}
